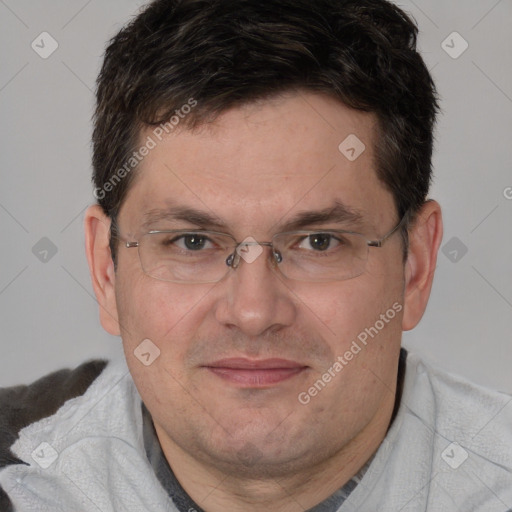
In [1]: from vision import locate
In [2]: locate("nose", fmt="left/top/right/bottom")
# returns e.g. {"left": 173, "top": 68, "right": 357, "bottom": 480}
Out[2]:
{"left": 214, "top": 244, "right": 297, "bottom": 337}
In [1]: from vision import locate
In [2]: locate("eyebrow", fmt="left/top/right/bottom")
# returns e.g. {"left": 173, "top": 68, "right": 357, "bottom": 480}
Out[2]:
{"left": 140, "top": 201, "right": 364, "bottom": 233}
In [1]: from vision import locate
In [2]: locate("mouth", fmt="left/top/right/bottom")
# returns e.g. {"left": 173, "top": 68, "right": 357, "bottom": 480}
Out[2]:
{"left": 203, "top": 358, "right": 309, "bottom": 387}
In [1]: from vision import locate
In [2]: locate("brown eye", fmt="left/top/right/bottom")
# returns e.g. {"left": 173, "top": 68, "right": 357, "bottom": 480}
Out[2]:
{"left": 308, "top": 234, "right": 331, "bottom": 251}
{"left": 164, "top": 234, "right": 213, "bottom": 251}
{"left": 298, "top": 233, "right": 341, "bottom": 252}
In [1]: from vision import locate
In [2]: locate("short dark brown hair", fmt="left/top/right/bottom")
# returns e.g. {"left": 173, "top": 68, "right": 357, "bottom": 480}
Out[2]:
{"left": 92, "top": 0, "right": 439, "bottom": 260}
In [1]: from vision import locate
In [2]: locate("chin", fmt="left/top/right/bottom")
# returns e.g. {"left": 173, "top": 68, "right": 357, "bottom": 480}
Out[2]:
{"left": 196, "top": 418, "right": 331, "bottom": 479}
{"left": 207, "top": 443, "right": 314, "bottom": 480}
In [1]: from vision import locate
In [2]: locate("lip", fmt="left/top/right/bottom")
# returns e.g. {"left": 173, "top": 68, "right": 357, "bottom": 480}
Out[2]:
{"left": 204, "top": 358, "right": 308, "bottom": 387}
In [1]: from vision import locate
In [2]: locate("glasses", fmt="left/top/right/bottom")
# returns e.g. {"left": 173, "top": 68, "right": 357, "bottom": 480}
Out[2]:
{"left": 121, "top": 213, "right": 409, "bottom": 284}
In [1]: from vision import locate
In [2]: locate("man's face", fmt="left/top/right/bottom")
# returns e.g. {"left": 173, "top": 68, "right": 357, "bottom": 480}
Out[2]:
{"left": 112, "top": 92, "right": 406, "bottom": 477}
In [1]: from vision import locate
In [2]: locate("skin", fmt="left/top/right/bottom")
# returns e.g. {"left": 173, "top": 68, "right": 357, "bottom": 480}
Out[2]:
{"left": 85, "top": 91, "right": 443, "bottom": 511}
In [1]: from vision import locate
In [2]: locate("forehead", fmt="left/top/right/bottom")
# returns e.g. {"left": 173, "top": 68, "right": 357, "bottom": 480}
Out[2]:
{"left": 119, "top": 92, "right": 395, "bottom": 234}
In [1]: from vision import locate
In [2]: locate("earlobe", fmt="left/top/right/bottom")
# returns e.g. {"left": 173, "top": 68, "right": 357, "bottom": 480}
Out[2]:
{"left": 402, "top": 200, "right": 443, "bottom": 331}
{"left": 84, "top": 205, "right": 121, "bottom": 336}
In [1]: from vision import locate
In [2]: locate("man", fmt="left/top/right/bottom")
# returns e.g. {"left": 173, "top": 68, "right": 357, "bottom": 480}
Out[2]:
{"left": 1, "top": 0, "right": 511, "bottom": 510}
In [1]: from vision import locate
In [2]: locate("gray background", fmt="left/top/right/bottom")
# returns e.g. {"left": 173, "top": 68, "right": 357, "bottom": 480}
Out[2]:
{"left": 1, "top": 0, "right": 511, "bottom": 391}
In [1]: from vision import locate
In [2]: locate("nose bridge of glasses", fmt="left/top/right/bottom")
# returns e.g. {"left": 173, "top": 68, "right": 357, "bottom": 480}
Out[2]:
{"left": 227, "top": 240, "right": 279, "bottom": 270}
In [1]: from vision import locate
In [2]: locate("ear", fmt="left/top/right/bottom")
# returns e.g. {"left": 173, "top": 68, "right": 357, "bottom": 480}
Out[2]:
{"left": 84, "top": 205, "right": 121, "bottom": 336}
{"left": 402, "top": 200, "right": 443, "bottom": 331}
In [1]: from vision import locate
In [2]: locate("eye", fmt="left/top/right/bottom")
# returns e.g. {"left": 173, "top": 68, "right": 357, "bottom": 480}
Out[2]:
{"left": 297, "top": 233, "right": 343, "bottom": 252}
{"left": 167, "top": 234, "right": 214, "bottom": 251}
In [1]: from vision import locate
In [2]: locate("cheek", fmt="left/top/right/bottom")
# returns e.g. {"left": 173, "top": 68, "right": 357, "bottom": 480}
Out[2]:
{"left": 114, "top": 272, "right": 213, "bottom": 360}
{"left": 290, "top": 275, "right": 402, "bottom": 352}
{"left": 297, "top": 281, "right": 403, "bottom": 422}
{"left": 114, "top": 277, "right": 213, "bottom": 409}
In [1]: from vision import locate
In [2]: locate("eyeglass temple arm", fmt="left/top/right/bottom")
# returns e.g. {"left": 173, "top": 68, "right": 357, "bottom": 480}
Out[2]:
{"left": 367, "top": 211, "right": 410, "bottom": 248}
